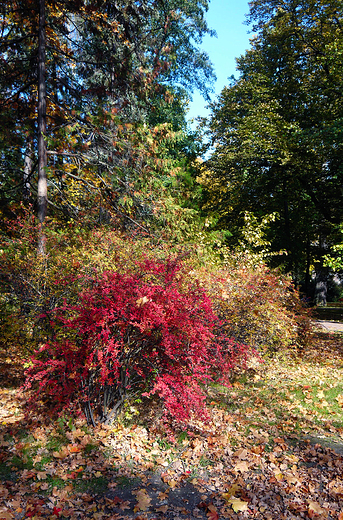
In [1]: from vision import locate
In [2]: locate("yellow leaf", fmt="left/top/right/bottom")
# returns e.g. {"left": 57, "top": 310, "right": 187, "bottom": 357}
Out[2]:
{"left": 227, "top": 498, "right": 249, "bottom": 513}
{"left": 222, "top": 483, "right": 241, "bottom": 500}
{"left": 274, "top": 471, "right": 284, "bottom": 482}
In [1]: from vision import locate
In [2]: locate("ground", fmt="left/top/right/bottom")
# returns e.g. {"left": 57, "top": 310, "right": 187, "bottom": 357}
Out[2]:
{"left": 1, "top": 326, "right": 343, "bottom": 519}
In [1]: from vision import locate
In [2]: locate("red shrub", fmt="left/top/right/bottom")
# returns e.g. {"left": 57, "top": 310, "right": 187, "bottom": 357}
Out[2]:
{"left": 25, "top": 257, "right": 250, "bottom": 425}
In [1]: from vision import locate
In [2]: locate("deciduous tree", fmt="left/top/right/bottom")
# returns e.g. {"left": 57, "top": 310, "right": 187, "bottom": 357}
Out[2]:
{"left": 203, "top": 0, "right": 343, "bottom": 296}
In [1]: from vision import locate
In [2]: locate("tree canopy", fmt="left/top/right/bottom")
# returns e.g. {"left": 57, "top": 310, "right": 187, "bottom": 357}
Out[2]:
{"left": 202, "top": 0, "right": 343, "bottom": 293}
{"left": 0, "top": 0, "right": 214, "bottom": 236}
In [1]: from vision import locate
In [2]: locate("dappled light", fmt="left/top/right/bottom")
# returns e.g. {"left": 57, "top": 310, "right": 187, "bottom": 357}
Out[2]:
{"left": 1, "top": 330, "right": 343, "bottom": 518}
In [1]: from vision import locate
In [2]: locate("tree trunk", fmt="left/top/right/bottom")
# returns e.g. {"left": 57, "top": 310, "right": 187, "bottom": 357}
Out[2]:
{"left": 37, "top": 0, "right": 47, "bottom": 254}
{"left": 314, "top": 266, "right": 328, "bottom": 306}
{"left": 23, "top": 142, "right": 33, "bottom": 200}
{"left": 304, "top": 235, "right": 311, "bottom": 298}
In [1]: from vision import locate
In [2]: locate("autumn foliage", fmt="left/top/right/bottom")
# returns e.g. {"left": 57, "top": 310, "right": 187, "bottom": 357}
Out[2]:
{"left": 24, "top": 257, "right": 250, "bottom": 426}
{"left": 1, "top": 215, "right": 313, "bottom": 427}
{"left": 216, "top": 263, "right": 313, "bottom": 354}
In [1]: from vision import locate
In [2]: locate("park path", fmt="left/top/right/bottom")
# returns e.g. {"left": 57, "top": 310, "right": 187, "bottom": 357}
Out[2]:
{"left": 316, "top": 319, "right": 343, "bottom": 332}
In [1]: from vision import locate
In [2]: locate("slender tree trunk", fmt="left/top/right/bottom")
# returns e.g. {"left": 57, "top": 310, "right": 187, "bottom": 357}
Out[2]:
{"left": 37, "top": 0, "right": 47, "bottom": 254}
{"left": 305, "top": 235, "right": 311, "bottom": 298}
{"left": 282, "top": 177, "right": 292, "bottom": 271}
{"left": 23, "top": 142, "right": 33, "bottom": 200}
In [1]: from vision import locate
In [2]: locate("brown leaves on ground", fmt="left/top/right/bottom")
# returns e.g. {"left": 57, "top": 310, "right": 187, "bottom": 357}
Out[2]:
{"left": 0, "top": 331, "right": 343, "bottom": 519}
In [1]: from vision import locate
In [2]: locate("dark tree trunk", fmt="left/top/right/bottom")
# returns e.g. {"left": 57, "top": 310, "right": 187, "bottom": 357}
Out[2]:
{"left": 314, "top": 266, "right": 328, "bottom": 306}
{"left": 305, "top": 235, "right": 311, "bottom": 297}
{"left": 37, "top": 0, "right": 47, "bottom": 254}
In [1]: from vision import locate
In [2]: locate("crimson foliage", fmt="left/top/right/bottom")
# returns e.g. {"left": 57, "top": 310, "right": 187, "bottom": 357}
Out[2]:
{"left": 25, "top": 258, "right": 249, "bottom": 425}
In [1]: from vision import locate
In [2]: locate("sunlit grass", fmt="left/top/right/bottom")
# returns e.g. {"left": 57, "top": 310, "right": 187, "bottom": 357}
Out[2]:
{"left": 210, "top": 345, "right": 343, "bottom": 441}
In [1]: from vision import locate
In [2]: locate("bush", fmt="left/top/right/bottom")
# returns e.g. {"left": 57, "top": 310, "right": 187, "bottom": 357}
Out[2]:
{"left": 0, "top": 210, "right": 169, "bottom": 358}
{"left": 25, "top": 257, "right": 251, "bottom": 426}
{"left": 212, "top": 262, "right": 313, "bottom": 354}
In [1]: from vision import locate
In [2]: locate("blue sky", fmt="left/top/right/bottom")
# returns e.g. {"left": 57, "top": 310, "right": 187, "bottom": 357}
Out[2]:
{"left": 187, "top": 0, "right": 252, "bottom": 124}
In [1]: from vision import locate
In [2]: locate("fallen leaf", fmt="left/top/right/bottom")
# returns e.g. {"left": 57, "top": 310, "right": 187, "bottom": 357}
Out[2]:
{"left": 68, "top": 444, "right": 81, "bottom": 453}
{"left": 52, "top": 446, "right": 69, "bottom": 459}
{"left": 136, "top": 296, "right": 150, "bottom": 307}
{"left": 234, "top": 461, "right": 250, "bottom": 473}
{"left": 155, "top": 457, "right": 168, "bottom": 466}
{"left": 222, "top": 483, "right": 242, "bottom": 500}
{"left": 233, "top": 448, "right": 248, "bottom": 459}
{"left": 133, "top": 489, "right": 151, "bottom": 512}
{"left": 227, "top": 498, "right": 249, "bottom": 513}
{"left": 308, "top": 500, "right": 328, "bottom": 518}
{"left": 207, "top": 504, "right": 219, "bottom": 520}
{"left": 119, "top": 501, "right": 131, "bottom": 512}
{"left": 0, "top": 487, "right": 8, "bottom": 499}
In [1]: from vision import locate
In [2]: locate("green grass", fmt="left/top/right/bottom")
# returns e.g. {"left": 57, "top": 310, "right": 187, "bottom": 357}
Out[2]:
{"left": 34, "top": 455, "right": 53, "bottom": 471}
{"left": 48, "top": 477, "right": 67, "bottom": 491}
{"left": 45, "top": 434, "right": 68, "bottom": 452}
{"left": 83, "top": 443, "right": 98, "bottom": 455}
{"left": 210, "top": 352, "right": 343, "bottom": 440}
{"left": 0, "top": 461, "right": 17, "bottom": 482}
{"left": 115, "top": 475, "right": 140, "bottom": 488}
{"left": 74, "top": 475, "right": 109, "bottom": 494}
{"left": 199, "top": 456, "right": 214, "bottom": 468}
{"left": 10, "top": 455, "right": 33, "bottom": 470}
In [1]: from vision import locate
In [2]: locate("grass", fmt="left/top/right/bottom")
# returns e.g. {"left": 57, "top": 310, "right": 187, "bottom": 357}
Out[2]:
{"left": 115, "top": 475, "right": 141, "bottom": 488}
{"left": 45, "top": 434, "right": 69, "bottom": 452}
{"left": 0, "top": 461, "right": 17, "bottom": 482}
{"left": 10, "top": 454, "right": 33, "bottom": 470}
{"left": 74, "top": 476, "right": 109, "bottom": 493}
{"left": 209, "top": 338, "right": 343, "bottom": 443}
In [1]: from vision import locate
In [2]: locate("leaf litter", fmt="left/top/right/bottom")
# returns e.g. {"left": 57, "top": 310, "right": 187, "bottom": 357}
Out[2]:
{"left": 0, "top": 331, "right": 343, "bottom": 519}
